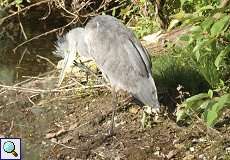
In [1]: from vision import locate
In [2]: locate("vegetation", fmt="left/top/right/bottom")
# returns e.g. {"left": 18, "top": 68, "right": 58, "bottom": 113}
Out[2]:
{"left": 1, "top": 0, "right": 229, "bottom": 128}
{"left": 152, "top": 0, "right": 230, "bottom": 127}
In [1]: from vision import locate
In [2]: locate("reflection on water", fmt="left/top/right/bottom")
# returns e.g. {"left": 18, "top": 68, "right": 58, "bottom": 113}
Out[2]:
{"left": 0, "top": 24, "right": 59, "bottom": 84}
{"left": 0, "top": 64, "right": 15, "bottom": 85}
{"left": 0, "top": 8, "right": 71, "bottom": 85}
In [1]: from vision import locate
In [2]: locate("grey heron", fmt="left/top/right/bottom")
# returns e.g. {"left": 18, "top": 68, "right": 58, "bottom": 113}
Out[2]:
{"left": 54, "top": 15, "right": 160, "bottom": 134}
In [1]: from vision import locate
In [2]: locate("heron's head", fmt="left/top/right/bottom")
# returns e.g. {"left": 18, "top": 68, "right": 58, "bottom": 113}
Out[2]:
{"left": 53, "top": 28, "right": 85, "bottom": 86}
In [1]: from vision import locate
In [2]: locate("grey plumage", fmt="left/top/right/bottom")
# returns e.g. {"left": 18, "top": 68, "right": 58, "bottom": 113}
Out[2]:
{"left": 54, "top": 15, "right": 160, "bottom": 109}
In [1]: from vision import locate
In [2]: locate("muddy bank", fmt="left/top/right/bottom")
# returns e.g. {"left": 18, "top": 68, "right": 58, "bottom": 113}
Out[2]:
{"left": 0, "top": 75, "right": 229, "bottom": 159}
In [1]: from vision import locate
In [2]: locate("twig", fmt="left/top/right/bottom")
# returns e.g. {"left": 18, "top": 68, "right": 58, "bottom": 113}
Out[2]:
{"left": 0, "top": 0, "right": 50, "bottom": 24}
{"left": 0, "top": 84, "right": 106, "bottom": 94}
{"left": 18, "top": 48, "right": 28, "bottom": 65}
{"left": 50, "top": 140, "right": 77, "bottom": 150}
{"left": 55, "top": 0, "right": 78, "bottom": 18}
{"left": 61, "top": 79, "right": 84, "bottom": 88}
{"left": 21, "top": 76, "right": 46, "bottom": 80}
{"left": 14, "top": 70, "right": 56, "bottom": 87}
{"left": 36, "top": 55, "right": 56, "bottom": 68}
{"left": 39, "top": 1, "right": 52, "bottom": 20}
{"left": 0, "top": 119, "right": 31, "bottom": 128}
{"left": 18, "top": 11, "right": 27, "bottom": 40}
{"left": 8, "top": 120, "right": 14, "bottom": 135}
{"left": 27, "top": 96, "right": 35, "bottom": 105}
{"left": 13, "top": 17, "right": 77, "bottom": 52}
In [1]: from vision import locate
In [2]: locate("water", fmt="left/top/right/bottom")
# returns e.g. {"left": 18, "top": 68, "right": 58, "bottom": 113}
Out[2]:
{"left": 0, "top": 17, "right": 61, "bottom": 85}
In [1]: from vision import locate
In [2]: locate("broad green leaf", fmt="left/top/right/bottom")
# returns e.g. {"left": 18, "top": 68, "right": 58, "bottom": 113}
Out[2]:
{"left": 195, "top": 50, "right": 200, "bottom": 61}
{"left": 215, "top": 46, "right": 230, "bottom": 70}
{"left": 210, "top": 15, "right": 230, "bottom": 37}
{"left": 185, "top": 93, "right": 209, "bottom": 103}
{"left": 184, "top": 93, "right": 210, "bottom": 111}
{"left": 199, "top": 100, "right": 211, "bottom": 109}
{"left": 201, "top": 18, "right": 214, "bottom": 32}
{"left": 190, "top": 26, "right": 202, "bottom": 33}
{"left": 205, "top": 94, "right": 230, "bottom": 126}
{"left": 192, "top": 39, "right": 207, "bottom": 54}
{"left": 206, "top": 109, "right": 218, "bottom": 127}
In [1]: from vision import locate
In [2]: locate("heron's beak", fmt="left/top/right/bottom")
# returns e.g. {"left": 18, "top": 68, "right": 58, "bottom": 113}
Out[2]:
{"left": 58, "top": 50, "right": 76, "bottom": 86}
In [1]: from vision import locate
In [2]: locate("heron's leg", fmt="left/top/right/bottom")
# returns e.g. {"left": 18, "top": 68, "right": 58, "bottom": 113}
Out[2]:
{"left": 109, "top": 87, "right": 117, "bottom": 136}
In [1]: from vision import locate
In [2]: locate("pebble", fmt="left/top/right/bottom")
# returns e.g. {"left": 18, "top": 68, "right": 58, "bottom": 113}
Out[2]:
{"left": 50, "top": 138, "right": 57, "bottom": 143}
{"left": 156, "top": 146, "right": 161, "bottom": 151}
{"left": 226, "top": 147, "right": 230, "bottom": 153}
{"left": 175, "top": 143, "right": 185, "bottom": 150}
{"left": 183, "top": 154, "right": 195, "bottom": 160}
{"left": 154, "top": 151, "right": 160, "bottom": 156}
{"left": 198, "top": 154, "right": 207, "bottom": 160}
{"left": 189, "top": 147, "right": 195, "bottom": 152}
{"left": 167, "top": 150, "right": 177, "bottom": 159}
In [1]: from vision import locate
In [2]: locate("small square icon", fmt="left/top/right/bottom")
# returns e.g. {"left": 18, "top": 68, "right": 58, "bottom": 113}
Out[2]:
{"left": 0, "top": 138, "right": 21, "bottom": 160}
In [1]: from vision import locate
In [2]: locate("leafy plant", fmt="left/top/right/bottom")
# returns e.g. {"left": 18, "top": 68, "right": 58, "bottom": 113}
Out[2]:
{"left": 177, "top": 91, "right": 230, "bottom": 127}
{"left": 0, "top": 0, "right": 27, "bottom": 9}
{"left": 173, "top": 1, "right": 230, "bottom": 127}
{"left": 133, "top": 16, "right": 160, "bottom": 38}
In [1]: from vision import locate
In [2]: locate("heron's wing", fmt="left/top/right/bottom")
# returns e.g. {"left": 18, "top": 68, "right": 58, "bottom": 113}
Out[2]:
{"left": 122, "top": 35, "right": 151, "bottom": 77}
{"left": 135, "top": 40, "right": 152, "bottom": 69}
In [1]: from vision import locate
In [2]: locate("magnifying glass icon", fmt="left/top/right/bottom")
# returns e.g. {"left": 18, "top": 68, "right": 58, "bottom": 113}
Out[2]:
{"left": 3, "top": 141, "right": 18, "bottom": 157}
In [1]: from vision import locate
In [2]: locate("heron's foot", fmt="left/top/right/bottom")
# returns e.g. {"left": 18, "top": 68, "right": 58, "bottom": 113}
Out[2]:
{"left": 141, "top": 106, "right": 161, "bottom": 128}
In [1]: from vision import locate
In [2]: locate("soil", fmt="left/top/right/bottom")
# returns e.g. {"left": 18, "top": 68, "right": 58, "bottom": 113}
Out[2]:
{"left": 0, "top": 74, "right": 229, "bottom": 160}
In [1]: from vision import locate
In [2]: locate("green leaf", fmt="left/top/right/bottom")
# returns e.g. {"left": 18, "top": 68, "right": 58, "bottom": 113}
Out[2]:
{"left": 185, "top": 93, "right": 209, "bottom": 103}
{"left": 205, "top": 94, "right": 230, "bottom": 127}
{"left": 214, "top": 46, "right": 230, "bottom": 70}
{"left": 140, "top": 0, "right": 146, "bottom": 4}
{"left": 199, "top": 100, "right": 211, "bottom": 109}
{"left": 192, "top": 39, "right": 206, "bottom": 54}
{"left": 206, "top": 109, "right": 218, "bottom": 127}
{"left": 195, "top": 50, "right": 200, "bottom": 61}
{"left": 201, "top": 18, "right": 214, "bottom": 32}
{"left": 176, "top": 108, "right": 187, "bottom": 122}
{"left": 112, "top": 8, "right": 116, "bottom": 16}
{"left": 15, "top": 0, "right": 23, "bottom": 5}
{"left": 190, "top": 26, "right": 202, "bottom": 33}
{"left": 184, "top": 93, "right": 210, "bottom": 111}
{"left": 210, "top": 15, "right": 230, "bottom": 37}
{"left": 198, "top": 5, "right": 215, "bottom": 12}
{"left": 208, "top": 89, "right": 213, "bottom": 98}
